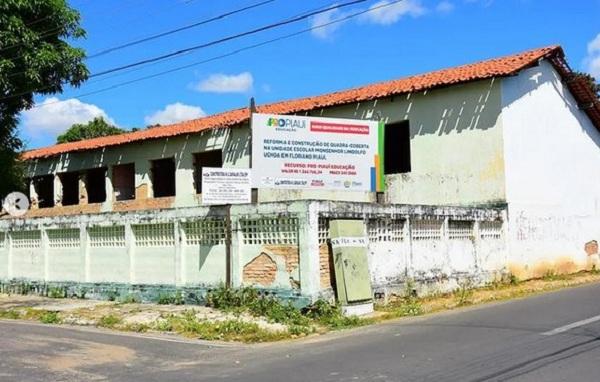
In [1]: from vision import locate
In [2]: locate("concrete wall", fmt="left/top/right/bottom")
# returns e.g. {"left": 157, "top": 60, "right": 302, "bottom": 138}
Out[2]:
{"left": 501, "top": 60, "right": 600, "bottom": 278}
{"left": 0, "top": 201, "right": 506, "bottom": 302}
{"left": 315, "top": 202, "right": 506, "bottom": 295}
{"left": 0, "top": 234, "right": 7, "bottom": 279}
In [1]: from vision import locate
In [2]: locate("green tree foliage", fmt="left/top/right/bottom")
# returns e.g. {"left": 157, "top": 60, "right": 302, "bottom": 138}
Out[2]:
{"left": 0, "top": 0, "right": 88, "bottom": 197}
{"left": 56, "top": 117, "right": 124, "bottom": 144}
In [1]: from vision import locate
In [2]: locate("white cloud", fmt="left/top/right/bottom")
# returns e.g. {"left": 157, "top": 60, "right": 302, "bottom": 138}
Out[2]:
{"left": 436, "top": 1, "right": 455, "bottom": 13}
{"left": 194, "top": 72, "right": 253, "bottom": 93}
{"left": 588, "top": 34, "right": 600, "bottom": 55}
{"left": 21, "top": 97, "right": 115, "bottom": 137}
{"left": 310, "top": 6, "right": 347, "bottom": 40}
{"left": 362, "top": 0, "right": 426, "bottom": 25}
{"left": 585, "top": 33, "right": 600, "bottom": 79}
{"left": 144, "top": 102, "right": 206, "bottom": 126}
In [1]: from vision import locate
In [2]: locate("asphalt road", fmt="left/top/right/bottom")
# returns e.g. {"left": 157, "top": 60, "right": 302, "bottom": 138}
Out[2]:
{"left": 1, "top": 283, "right": 600, "bottom": 382}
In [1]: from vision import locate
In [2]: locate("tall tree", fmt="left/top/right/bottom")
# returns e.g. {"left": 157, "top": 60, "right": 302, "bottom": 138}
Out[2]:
{"left": 57, "top": 117, "right": 124, "bottom": 144}
{"left": 0, "top": 0, "right": 88, "bottom": 197}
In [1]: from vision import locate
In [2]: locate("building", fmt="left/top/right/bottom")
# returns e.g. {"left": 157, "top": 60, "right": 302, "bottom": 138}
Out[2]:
{"left": 1, "top": 45, "right": 599, "bottom": 303}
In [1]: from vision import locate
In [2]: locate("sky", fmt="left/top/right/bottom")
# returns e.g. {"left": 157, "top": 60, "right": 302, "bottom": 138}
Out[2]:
{"left": 18, "top": 0, "right": 600, "bottom": 149}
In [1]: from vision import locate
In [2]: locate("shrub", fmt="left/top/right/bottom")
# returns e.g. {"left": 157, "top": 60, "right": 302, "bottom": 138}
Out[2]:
{"left": 40, "top": 311, "right": 60, "bottom": 324}
{"left": 206, "top": 285, "right": 259, "bottom": 311}
{"left": 157, "top": 291, "right": 185, "bottom": 305}
{"left": 98, "top": 314, "right": 122, "bottom": 328}
{"left": 0, "top": 309, "right": 21, "bottom": 319}
{"left": 120, "top": 294, "right": 140, "bottom": 304}
{"left": 48, "top": 286, "right": 66, "bottom": 299}
{"left": 455, "top": 278, "right": 474, "bottom": 306}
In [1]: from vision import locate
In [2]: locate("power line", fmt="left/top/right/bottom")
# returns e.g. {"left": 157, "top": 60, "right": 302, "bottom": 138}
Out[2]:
{"left": 5, "top": 0, "right": 278, "bottom": 78}
{"left": 0, "top": 0, "right": 180, "bottom": 55}
{"left": 82, "top": 1, "right": 336, "bottom": 86}
{"left": 89, "top": 0, "right": 368, "bottom": 78}
{"left": 25, "top": 0, "right": 404, "bottom": 109}
{"left": 2, "top": 0, "right": 368, "bottom": 98}
{"left": 87, "top": 0, "right": 276, "bottom": 59}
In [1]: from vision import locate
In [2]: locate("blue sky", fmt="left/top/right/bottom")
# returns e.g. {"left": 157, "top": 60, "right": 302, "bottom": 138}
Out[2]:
{"left": 19, "top": 0, "right": 600, "bottom": 149}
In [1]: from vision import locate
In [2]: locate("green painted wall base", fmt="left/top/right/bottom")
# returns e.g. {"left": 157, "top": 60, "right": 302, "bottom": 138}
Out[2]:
{"left": 0, "top": 279, "right": 311, "bottom": 308}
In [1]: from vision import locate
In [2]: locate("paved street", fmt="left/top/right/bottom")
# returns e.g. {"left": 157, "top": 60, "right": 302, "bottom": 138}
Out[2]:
{"left": 1, "top": 283, "right": 600, "bottom": 382}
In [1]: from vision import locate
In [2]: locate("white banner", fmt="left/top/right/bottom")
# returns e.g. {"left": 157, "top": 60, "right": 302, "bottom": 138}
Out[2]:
{"left": 251, "top": 113, "right": 383, "bottom": 192}
{"left": 201, "top": 168, "right": 251, "bottom": 205}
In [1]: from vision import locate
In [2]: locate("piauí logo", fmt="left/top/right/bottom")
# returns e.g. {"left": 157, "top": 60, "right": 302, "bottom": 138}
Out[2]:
{"left": 266, "top": 117, "right": 306, "bottom": 129}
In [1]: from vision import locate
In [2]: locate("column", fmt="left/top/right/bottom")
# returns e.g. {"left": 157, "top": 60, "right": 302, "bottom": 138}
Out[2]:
{"left": 297, "top": 201, "right": 321, "bottom": 301}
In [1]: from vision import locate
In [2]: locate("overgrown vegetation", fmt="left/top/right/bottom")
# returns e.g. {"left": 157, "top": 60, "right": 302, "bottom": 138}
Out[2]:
{"left": 2, "top": 270, "right": 600, "bottom": 343}
{"left": 39, "top": 311, "right": 60, "bottom": 324}
{"left": 206, "top": 284, "right": 369, "bottom": 332}
{"left": 455, "top": 278, "right": 475, "bottom": 306}
{"left": 98, "top": 314, "right": 122, "bottom": 328}
{"left": 156, "top": 291, "right": 184, "bottom": 305}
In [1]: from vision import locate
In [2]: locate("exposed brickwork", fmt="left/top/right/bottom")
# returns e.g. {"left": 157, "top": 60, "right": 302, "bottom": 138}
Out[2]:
{"left": 13, "top": 203, "right": 103, "bottom": 218}
{"left": 78, "top": 174, "right": 88, "bottom": 205}
{"left": 135, "top": 184, "right": 149, "bottom": 200}
{"left": 319, "top": 243, "right": 335, "bottom": 289}
{"left": 264, "top": 244, "right": 300, "bottom": 289}
{"left": 113, "top": 196, "right": 175, "bottom": 212}
{"left": 243, "top": 253, "right": 277, "bottom": 287}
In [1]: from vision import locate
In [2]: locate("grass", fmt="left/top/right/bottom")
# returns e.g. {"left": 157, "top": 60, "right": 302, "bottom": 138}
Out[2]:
{"left": 2, "top": 270, "right": 600, "bottom": 343}
{"left": 376, "top": 270, "right": 600, "bottom": 320}
{"left": 98, "top": 314, "right": 122, "bottom": 328}
{"left": 39, "top": 311, "right": 61, "bottom": 324}
{"left": 155, "top": 311, "right": 289, "bottom": 342}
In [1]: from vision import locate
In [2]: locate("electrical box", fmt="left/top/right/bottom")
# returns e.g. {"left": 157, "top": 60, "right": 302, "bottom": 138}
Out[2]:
{"left": 330, "top": 220, "right": 373, "bottom": 315}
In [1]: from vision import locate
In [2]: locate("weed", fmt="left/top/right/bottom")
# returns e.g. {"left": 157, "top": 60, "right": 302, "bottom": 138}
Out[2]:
{"left": 157, "top": 291, "right": 185, "bottom": 305}
{"left": 39, "top": 311, "right": 60, "bottom": 324}
{"left": 455, "top": 278, "right": 474, "bottom": 306}
{"left": 98, "top": 314, "right": 122, "bottom": 328}
{"left": 120, "top": 294, "right": 140, "bottom": 304}
{"left": 124, "top": 323, "right": 149, "bottom": 333}
{"left": 592, "top": 265, "right": 599, "bottom": 275}
{"left": 0, "top": 309, "right": 21, "bottom": 319}
{"left": 288, "top": 324, "right": 313, "bottom": 336}
{"left": 542, "top": 269, "right": 564, "bottom": 281}
{"left": 106, "top": 290, "right": 119, "bottom": 302}
{"left": 206, "top": 284, "right": 259, "bottom": 311}
{"left": 400, "top": 279, "right": 423, "bottom": 316}
{"left": 155, "top": 318, "right": 174, "bottom": 332}
{"left": 48, "top": 286, "right": 66, "bottom": 299}
{"left": 249, "top": 297, "right": 310, "bottom": 326}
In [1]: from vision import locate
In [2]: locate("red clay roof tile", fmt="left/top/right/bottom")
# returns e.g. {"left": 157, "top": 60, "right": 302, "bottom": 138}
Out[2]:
{"left": 23, "top": 45, "right": 569, "bottom": 160}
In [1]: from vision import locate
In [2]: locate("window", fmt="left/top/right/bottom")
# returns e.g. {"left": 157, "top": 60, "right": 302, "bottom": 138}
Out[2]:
{"left": 32, "top": 175, "right": 54, "bottom": 208}
{"left": 193, "top": 150, "right": 223, "bottom": 194}
{"left": 151, "top": 158, "right": 176, "bottom": 197}
{"left": 86, "top": 167, "right": 107, "bottom": 203}
{"left": 112, "top": 163, "right": 135, "bottom": 201}
{"left": 384, "top": 121, "right": 411, "bottom": 174}
{"left": 59, "top": 172, "right": 79, "bottom": 206}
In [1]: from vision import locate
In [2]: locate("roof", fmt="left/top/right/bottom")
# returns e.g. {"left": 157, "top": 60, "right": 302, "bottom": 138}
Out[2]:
{"left": 24, "top": 45, "right": 599, "bottom": 160}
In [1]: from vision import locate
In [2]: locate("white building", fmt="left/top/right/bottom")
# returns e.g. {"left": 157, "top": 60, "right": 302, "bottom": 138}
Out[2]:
{"left": 2, "top": 45, "right": 599, "bottom": 302}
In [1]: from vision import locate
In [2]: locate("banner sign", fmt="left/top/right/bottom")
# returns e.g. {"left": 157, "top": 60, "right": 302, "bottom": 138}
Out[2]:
{"left": 201, "top": 168, "right": 251, "bottom": 205}
{"left": 251, "top": 113, "right": 385, "bottom": 192}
